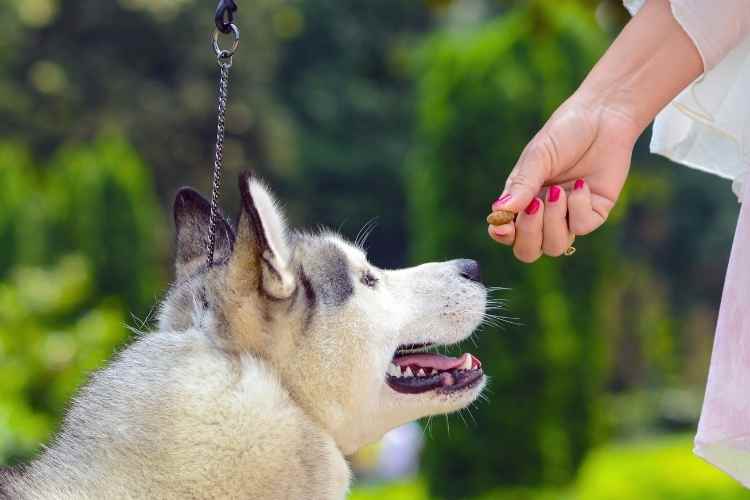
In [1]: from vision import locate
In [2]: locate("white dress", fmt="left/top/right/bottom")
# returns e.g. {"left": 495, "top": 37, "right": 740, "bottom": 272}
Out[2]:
{"left": 625, "top": 0, "right": 750, "bottom": 486}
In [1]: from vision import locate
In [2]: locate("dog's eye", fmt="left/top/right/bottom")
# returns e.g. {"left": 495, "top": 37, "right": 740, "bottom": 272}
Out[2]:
{"left": 361, "top": 271, "right": 378, "bottom": 288}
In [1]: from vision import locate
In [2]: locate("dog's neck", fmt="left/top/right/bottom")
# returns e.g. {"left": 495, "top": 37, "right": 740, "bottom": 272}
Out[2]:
{"left": 3, "top": 329, "right": 350, "bottom": 500}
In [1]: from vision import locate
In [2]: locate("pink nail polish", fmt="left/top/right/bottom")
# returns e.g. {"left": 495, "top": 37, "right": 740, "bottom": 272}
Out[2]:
{"left": 525, "top": 198, "right": 541, "bottom": 215}
{"left": 492, "top": 225, "right": 511, "bottom": 236}
{"left": 492, "top": 193, "right": 512, "bottom": 210}
{"left": 574, "top": 179, "right": 585, "bottom": 191}
{"left": 548, "top": 185, "right": 561, "bottom": 203}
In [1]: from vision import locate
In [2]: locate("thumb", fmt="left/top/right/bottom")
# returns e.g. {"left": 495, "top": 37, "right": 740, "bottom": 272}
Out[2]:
{"left": 494, "top": 108, "right": 594, "bottom": 213}
{"left": 493, "top": 136, "right": 554, "bottom": 213}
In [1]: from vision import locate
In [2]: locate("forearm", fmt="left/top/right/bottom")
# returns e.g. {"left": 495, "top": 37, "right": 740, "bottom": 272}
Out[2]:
{"left": 577, "top": 0, "right": 703, "bottom": 133}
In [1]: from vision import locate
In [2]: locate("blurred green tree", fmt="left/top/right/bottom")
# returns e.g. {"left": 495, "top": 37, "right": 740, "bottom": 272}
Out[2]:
{"left": 407, "top": 1, "right": 617, "bottom": 496}
{"left": 45, "top": 137, "right": 165, "bottom": 314}
{"left": 0, "top": 136, "right": 163, "bottom": 464}
{"left": 0, "top": 0, "right": 435, "bottom": 267}
{"left": 272, "top": 0, "right": 430, "bottom": 267}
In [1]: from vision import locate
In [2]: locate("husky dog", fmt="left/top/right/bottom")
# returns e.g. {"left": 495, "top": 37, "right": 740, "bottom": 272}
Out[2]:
{"left": 1, "top": 173, "right": 487, "bottom": 499}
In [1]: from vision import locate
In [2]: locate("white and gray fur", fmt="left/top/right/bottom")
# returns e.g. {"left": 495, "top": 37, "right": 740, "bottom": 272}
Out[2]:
{"left": 1, "top": 172, "right": 487, "bottom": 500}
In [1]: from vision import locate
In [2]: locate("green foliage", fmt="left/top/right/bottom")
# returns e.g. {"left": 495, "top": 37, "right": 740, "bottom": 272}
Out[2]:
{"left": 0, "top": 136, "right": 164, "bottom": 464}
{"left": 477, "top": 436, "right": 749, "bottom": 499}
{"left": 270, "top": 0, "right": 429, "bottom": 267}
{"left": 575, "top": 436, "right": 749, "bottom": 500}
{"left": 45, "top": 137, "right": 165, "bottom": 314}
{"left": 0, "top": 0, "right": 430, "bottom": 268}
{"left": 350, "top": 479, "right": 430, "bottom": 500}
{"left": 476, "top": 487, "right": 574, "bottom": 500}
{"left": 352, "top": 436, "right": 746, "bottom": 500}
{"left": 408, "top": 2, "right": 615, "bottom": 497}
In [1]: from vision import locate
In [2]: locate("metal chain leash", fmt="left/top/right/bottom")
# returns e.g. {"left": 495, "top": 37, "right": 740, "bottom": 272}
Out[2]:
{"left": 206, "top": 18, "right": 239, "bottom": 267}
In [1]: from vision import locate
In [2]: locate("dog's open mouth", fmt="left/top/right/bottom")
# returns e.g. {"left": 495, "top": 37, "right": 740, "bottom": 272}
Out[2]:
{"left": 386, "top": 345, "right": 483, "bottom": 395}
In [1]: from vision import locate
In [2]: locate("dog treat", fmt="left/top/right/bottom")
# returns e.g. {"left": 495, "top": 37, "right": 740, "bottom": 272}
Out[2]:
{"left": 486, "top": 210, "right": 515, "bottom": 226}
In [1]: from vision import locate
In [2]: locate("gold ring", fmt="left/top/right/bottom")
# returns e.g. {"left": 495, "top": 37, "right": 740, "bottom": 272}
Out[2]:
{"left": 564, "top": 246, "right": 576, "bottom": 256}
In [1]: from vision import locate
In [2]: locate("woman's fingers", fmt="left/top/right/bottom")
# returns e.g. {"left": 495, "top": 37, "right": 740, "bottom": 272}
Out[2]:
{"left": 489, "top": 182, "right": 607, "bottom": 260}
{"left": 487, "top": 222, "right": 515, "bottom": 246}
{"left": 541, "top": 185, "right": 571, "bottom": 257}
{"left": 513, "top": 197, "right": 544, "bottom": 263}
{"left": 568, "top": 178, "right": 605, "bottom": 236}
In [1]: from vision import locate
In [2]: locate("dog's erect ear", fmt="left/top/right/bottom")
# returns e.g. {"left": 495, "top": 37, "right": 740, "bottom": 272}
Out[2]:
{"left": 227, "top": 172, "right": 295, "bottom": 299}
{"left": 173, "top": 188, "right": 235, "bottom": 280}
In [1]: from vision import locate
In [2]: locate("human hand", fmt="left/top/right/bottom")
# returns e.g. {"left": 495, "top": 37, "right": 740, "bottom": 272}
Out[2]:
{"left": 487, "top": 94, "right": 640, "bottom": 262}
{"left": 486, "top": 0, "right": 704, "bottom": 263}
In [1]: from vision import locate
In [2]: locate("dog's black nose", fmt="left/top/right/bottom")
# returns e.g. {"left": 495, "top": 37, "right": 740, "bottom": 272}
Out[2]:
{"left": 457, "top": 259, "right": 482, "bottom": 283}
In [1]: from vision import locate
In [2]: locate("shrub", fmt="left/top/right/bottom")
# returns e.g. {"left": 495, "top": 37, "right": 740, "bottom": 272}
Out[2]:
{"left": 0, "top": 137, "right": 164, "bottom": 464}
{"left": 576, "top": 435, "right": 748, "bottom": 500}
{"left": 407, "top": 1, "right": 615, "bottom": 497}
{"left": 350, "top": 479, "right": 429, "bottom": 500}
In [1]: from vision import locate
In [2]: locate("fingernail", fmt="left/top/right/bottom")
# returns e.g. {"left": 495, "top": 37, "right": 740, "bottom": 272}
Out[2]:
{"left": 574, "top": 179, "right": 585, "bottom": 191}
{"left": 492, "top": 193, "right": 512, "bottom": 210}
{"left": 524, "top": 198, "right": 541, "bottom": 215}
{"left": 492, "top": 225, "right": 512, "bottom": 236}
{"left": 548, "top": 185, "right": 561, "bottom": 203}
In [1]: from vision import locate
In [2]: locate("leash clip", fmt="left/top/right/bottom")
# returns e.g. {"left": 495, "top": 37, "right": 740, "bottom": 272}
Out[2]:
{"left": 214, "top": 0, "right": 238, "bottom": 34}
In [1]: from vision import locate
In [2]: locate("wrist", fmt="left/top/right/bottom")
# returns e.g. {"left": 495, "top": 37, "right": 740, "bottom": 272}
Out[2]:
{"left": 575, "top": 0, "right": 703, "bottom": 135}
{"left": 566, "top": 85, "right": 643, "bottom": 147}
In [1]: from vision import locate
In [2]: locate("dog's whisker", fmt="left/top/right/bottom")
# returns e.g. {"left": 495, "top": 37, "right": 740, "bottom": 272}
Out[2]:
{"left": 485, "top": 297, "right": 508, "bottom": 304}
{"left": 482, "top": 312, "right": 521, "bottom": 325}
{"left": 457, "top": 409, "right": 469, "bottom": 427}
{"left": 423, "top": 415, "right": 434, "bottom": 439}
{"left": 465, "top": 407, "right": 478, "bottom": 427}
{"left": 484, "top": 306, "right": 508, "bottom": 312}
{"left": 354, "top": 217, "right": 379, "bottom": 249}
{"left": 483, "top": 312, "right": 519, "bottom": 321}
{"left": 360, "top": 221, "right": 379, "bottom": 248}
{"left": 129, "top": 302, "right": 159, "bottom": 332}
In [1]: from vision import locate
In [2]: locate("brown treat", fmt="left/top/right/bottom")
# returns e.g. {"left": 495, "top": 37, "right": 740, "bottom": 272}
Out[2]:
{"left": 486, "top": 210, "right": 515, "bottom": 226}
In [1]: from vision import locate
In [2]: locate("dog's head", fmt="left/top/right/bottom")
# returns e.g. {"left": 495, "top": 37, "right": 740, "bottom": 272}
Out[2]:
{"left": 160, "top": 173, "right": 488, "bottom": 454}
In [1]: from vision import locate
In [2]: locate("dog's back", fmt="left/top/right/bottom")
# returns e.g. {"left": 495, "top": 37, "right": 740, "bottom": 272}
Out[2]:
{"left": 1, "top": 464, "right": 26, "bottom": 500}
{"left": 2, "top": 329, "right": 349, "bottom": 499}
{"left": 1, "top": 467, "right": 15, "bottom": 499}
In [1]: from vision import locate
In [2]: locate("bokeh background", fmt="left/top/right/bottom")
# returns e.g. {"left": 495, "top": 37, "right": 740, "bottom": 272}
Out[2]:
{"left": 0, "top": 0, "right": 746, "bottom": 498}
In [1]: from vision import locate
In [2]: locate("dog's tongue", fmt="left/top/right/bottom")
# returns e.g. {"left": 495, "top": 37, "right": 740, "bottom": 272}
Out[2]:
{"left": 393, "top": 352, "right": 476, "bottom": 371}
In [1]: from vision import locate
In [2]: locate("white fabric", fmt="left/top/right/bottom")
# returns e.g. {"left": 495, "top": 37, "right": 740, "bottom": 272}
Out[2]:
{"left": 622, "top": 0, "right": 646, "bottom": 17}
{"left": 625, "top": 0, "right": 750, "bottom": 71}
{"left": 624, "top": 0, "right": 750, "bottom": 202}
{"left": 651, "top": 37, "right": 750, "bottom": 201}
{"left": 622, "top": 0, "right": 750, "bottom": 488}
{"left": 693, "top": 179, "right": 750, "bottom": 488}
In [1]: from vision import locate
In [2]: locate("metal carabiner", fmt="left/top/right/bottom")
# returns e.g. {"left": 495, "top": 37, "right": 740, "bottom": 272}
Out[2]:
{"left": 215, "top": 0, "right": 238, "bottom": 34}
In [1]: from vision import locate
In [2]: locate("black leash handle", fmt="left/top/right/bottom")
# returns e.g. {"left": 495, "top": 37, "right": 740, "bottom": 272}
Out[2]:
{"left": 215, "top": 0, "right": 237, "bottom": 34}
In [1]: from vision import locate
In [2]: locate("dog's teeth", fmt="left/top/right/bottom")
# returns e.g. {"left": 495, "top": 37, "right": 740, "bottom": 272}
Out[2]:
{"left": 404, "top": 367, "right": 413, "bottom": 378}
{"left": 462, "top": 355, "right": 473, "bottom": 370}
{"left": 389, "top": 364, "right": 403, "bottom": 377}
{"left": 417, "top": 369, "right": 426, "bottom": 377}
